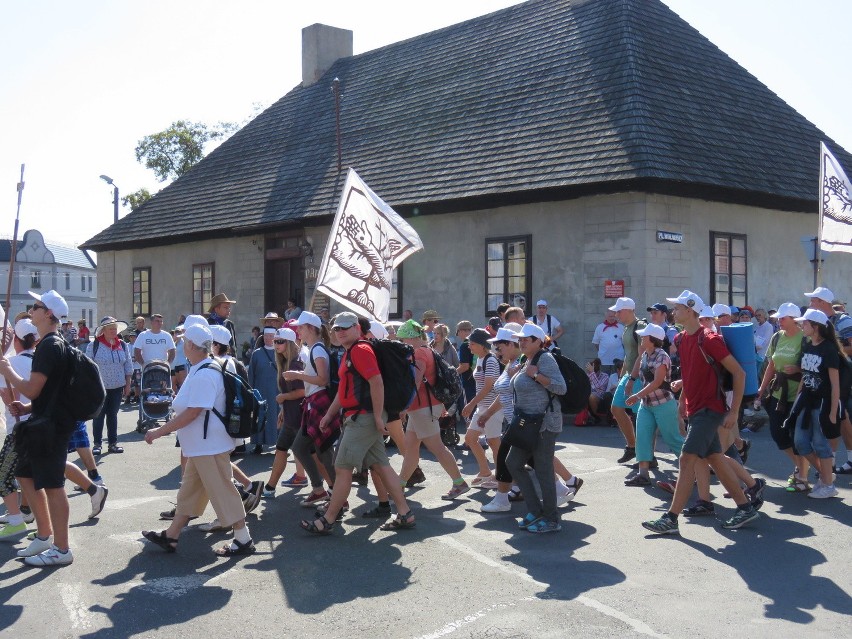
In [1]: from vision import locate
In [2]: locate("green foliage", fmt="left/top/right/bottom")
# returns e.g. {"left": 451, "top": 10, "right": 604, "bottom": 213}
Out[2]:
{"left": 134, "top": 120, "right": 236, "bottom": 182}
{"left": 121, "top": 188, "right": 152, "bottom": 211}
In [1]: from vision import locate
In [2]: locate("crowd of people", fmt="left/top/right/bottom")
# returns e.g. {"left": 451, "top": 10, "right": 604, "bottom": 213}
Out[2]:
{"left": 0, "top": 283, "right": 849, "bottom": 566}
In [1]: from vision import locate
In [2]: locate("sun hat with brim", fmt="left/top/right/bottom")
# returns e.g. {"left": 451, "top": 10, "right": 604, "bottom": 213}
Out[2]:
{"left": 259, "top": 312, "right": 284, "bottom": 327}
{"left": 209, "top": 324, "right": 232, "bottom": 345}
{"left": 636, "top": 323, "right": 667, "bottom": 340}
{"left": 28, "top": 290, "right": 68, "bottom": 319}
{"left": 369, "top": 320, "right": 390, "bottom": 340}
{"left": 488, "top": 327, "right": 520, "bottom": 343}
{"left": 14, "top": 318, "right": 38, "bottom": 340}
{"left": 513, "top": 323, "right": 547, "bottom": 341}
{"left": 184, "top": 323, "right": 213, "bottom": 347}
{"left": 468, "top": 328, "right": 492, "bottom": 347}
{"left": 332, "top": 312, "right": 359, "bottom": 329}
{"left": 771, "top": 302, "right": 800, "bottom": 320}
{"left": 795, "top": 308, "right": 828, "bottom": 326}
{"left": 421, "top": 310, "right": 441, "bottom": 322}
{"left": 275, "top": 327, "right": 297, "bottom": 342}
{"left": 396, "top": 320, "right": 424, "bottom": 339}
{"left": 295, "top": 311, "right": 322, "bottom": 328}
{"left": 95, "top": 316, "right": 129, "bottom": 337}
{"left": 208, "top": 293, "right": 236, "bottom": 313}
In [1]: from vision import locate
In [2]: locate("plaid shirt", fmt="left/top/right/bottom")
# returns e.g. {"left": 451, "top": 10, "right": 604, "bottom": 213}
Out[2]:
{"left": 639, "top": 348, "right": 674, "bottom": 407}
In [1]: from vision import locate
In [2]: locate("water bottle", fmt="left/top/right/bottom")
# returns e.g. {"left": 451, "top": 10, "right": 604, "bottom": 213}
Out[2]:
{"left": 229, "top": 394, "right": 242, "bottom": 434}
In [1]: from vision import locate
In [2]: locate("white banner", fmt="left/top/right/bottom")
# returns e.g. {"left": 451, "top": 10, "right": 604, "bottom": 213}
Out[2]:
{"left": 819, "top": 142, "right": 852, "bottom": 253}
{"left": 315, "top": 168, "right": 424, "bottom": 322}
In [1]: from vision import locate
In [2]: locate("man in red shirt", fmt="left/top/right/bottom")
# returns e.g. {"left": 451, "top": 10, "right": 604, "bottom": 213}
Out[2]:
{"left": 642, "top": 290, "right": 760, "bottom": 534}
{"left": 300, "top": 312, "right": 414, "bottom": 534}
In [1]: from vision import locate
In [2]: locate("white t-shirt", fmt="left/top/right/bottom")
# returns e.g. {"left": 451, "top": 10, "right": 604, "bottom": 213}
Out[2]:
{"left": 592, "top": 322, "right": 626, "bottom": 365}
{"left": 0, "top": 349, "right": 35, "bottom": 433}
{"left": 171, "top": 359, "right": 234, "bottom": 457}
{"left": 300, "top": 343, "right": 329, "bottom": 398}
{"left": 135, "top": 329, "right": 176, "bottom": 363}
{"left": 529, "top": 313, "right": 562, "bottom": 337}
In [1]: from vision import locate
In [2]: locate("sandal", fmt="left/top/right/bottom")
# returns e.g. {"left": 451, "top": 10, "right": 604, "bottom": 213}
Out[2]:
{"left": 214, "top": 538, "right": 256, "bottom": 556}
{"left": 518, "top": 513, "right": 541, "bottom": 530}
{"left": 315, "top": 501, "right": 349, "bottom": 521}
{"left": 142, "top": 530, "right": 178, "bottom": 552}
{"left": 362, "top": 504, "right": 392, "bottom": 519}
{"left": 786, "top": 478, "right": 810, "bottom": 493}
{"left": 379, "top": 511, "right": 416, "bottom": 531}
{"left": 624, "top": 474, "right": 652, "bottom": 487}
{"left": 92, "top": 446, "right": 102, "bottom": 456}
{"left": 300, "top": 515, "right": 334, "bottom": 535}
{"left": 507, "top": 487, "right": 525, "bottom": 502}
{"left": 108, "top": 444, "right": 124, "bottom": 454}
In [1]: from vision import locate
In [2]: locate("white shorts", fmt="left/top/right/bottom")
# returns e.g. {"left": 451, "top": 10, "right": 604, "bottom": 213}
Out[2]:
{"left": 467, "top": 407, "right": 503, "bottom": 439}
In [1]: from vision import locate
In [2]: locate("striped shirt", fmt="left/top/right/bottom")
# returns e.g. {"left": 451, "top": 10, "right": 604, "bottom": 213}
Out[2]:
{"left": 638, "top": 348, "right": 674, "bottom": 407}
{"left": 473, "top": 353, "right": 501, "bottom": 409}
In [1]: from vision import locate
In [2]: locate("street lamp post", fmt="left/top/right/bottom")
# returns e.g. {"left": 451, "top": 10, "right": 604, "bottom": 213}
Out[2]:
{"left": 99, "top": 174, "right": 119, "bottom": 224}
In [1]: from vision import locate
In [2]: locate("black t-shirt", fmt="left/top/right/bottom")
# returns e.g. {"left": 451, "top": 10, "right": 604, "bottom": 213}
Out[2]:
{"left": 800, "top": 339, "right": 840, "bottom": 406}
{"left": 30, "top": 332, "right": 70, "bottom": 419}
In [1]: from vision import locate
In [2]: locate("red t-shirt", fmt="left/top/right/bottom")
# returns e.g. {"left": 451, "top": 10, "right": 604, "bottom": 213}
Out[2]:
{"left": 338, "top": 342, "right": 382, "bottom": 416}
{"left": 678, "top": 327, "right": 731, "bottom": 416}
{"left": 408, "top": 346, "right": 442, "bottom": 411}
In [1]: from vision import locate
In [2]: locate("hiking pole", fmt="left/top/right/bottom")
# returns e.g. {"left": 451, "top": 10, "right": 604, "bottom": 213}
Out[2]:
{"left": 2, "top": 164, "right": 24, "bottom": 356}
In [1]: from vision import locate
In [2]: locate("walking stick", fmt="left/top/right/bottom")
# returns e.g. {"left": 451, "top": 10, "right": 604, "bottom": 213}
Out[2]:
{"left": 2, "top": 164, "right": 24, "bottom": 355}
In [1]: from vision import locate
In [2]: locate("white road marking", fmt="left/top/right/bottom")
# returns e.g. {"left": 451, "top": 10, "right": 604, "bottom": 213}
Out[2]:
{"left": 413, "top": 596, "right": 539, "bottom": 639}
{"left": 103, "top": 496, "right": 163, "bottom": 510}
{"left": 58, "top": 582, "right": 94, "bottom": 631}
{"left": 435, "top": 536, "right": 668, "bottom": 638}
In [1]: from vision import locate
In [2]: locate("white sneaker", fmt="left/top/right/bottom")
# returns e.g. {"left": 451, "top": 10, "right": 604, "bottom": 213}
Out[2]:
{"left": 0, "top": 511, "right": 34, "bottom": 524}
{"left": 481, "top": 496, "right": 511, "bottom": 513}
{"left": 808, "top": 484, "right": 839, "bottom": 499}
{"left": 17, "top": 535, "right": 54, "bottom": 557}
{"left": 89, "top": 485, "right": 109, "bottom": 519}
{"left": 24, "top": 545, "right": 73, "bottom": 567}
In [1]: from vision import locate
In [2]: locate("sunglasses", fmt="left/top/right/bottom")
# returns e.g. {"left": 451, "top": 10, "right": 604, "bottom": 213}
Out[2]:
{"left": 31, "top": 302, "right": 47, "bottom": 312}
{"left": 332, "top": 325, "right": 352, "bottom": 332}
{"left": 273, "top": 339, "right": 288, "bottom": 344}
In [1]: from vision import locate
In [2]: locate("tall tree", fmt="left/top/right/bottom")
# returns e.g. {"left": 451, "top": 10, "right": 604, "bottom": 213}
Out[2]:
{"left": 121, "top": 188, "right": 152, "bottom": 211}
{"left": 134, "top": 119, "right": 236, "bottom": 182}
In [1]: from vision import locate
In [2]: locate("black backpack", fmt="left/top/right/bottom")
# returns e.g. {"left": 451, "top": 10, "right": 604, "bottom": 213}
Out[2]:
{"left": 199, "top": 359, "right": 267, "bottom": 439}
{"left": 424, "top": 347, "right": 463, "bottom": 409}
{"left": 61, "top": 340, "right": 106, "bottom": 421}
{"left": 532, "top": 350, "right": 590, "bottom": 414}
{"left": 347, "top": 339, "right": 417, "bottom": 414}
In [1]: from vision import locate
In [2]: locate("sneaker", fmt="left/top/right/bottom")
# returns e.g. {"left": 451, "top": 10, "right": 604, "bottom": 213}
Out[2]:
{"left": 159, "top": 507, "right": 176, "bottom": 520}
{"left": 262, "top": 486, "right": 276, "bottom": 498}
{"left": 745, "top": 478, "right": 766, "bottom": 509}
{"left": 300, "top": 491, "right": 330, "bottom": 507}
{"left": 656, "top": 480, "right": 675, "bottom": 495}
{"left": 617, "top": 447, "right": 636, "bottom": 464}
{"left": 89, "top": 485, "right": 109, "bottom": 519}
{"left": 807, "top": 484, "right": 839, "bottom": 499}
{"left": 683, "top": 500, "right": 715, "bottom": 516}
{"left": 353, "top": 469, "right": 369, "bottom": 486}
{"left": 0, "top": 522, "right": 28, "bottom": 542}
{"left": 441, "top": 482, "right": 471, "bottom": 501}
{"left": 481, "top": 495, "right": 512, "bottom": 513}
{"left": 24, "top": 546, "right": 74, "bottom": 567}
{"left": 17, "top": 535, "right": 54, "bottom": 557}
{"left": 624, "top": 474, "right": 652, "bottom": 487}
{"left": 280, "top": 474, "right": 308, "bottom": 487}
{"left": 527, "top": 518, "right": 561, "bottom": 533}
{"left": 0, "top": 511, "right": 35, "bottom": 525}
{"left": 246, "top": 480, "right": 265, "bottom": 514}
{"left": 641, "top": 513, "right": 679, "bottom": 534}
{"left": 470, "top": 475, "right": 496, "bottom": 489}
{"left": 199, "top": 518, "right": 231, "bottom": 532}
{"left": 721, "top": 506, "right": 759, "bottom": 529}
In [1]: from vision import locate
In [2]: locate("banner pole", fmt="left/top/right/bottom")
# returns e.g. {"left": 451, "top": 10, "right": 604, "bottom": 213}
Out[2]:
{"left": 2, "top": 164, "right": 25, "bottom": 355}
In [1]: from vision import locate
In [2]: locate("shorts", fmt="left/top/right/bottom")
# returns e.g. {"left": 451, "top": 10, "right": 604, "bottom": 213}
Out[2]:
{"left": 406, "top": 405, "right": 441, "bottom": 440}
{"left": 681, "top": 408, "right": 724, "bottom": 458}
{"left": 334, "top": 412, "right": 391, "bottom": 471}
{"left": 67, "top": 421, "right": 90, "bottom": 452}
{"left": 612, "top": 375, "right": 637, "bottom": 409}
{"left": 466, "top": 407, "right": 503, "bottom": 439}
{"left": 15, "top": 445, "right": 68, "bottom": 490}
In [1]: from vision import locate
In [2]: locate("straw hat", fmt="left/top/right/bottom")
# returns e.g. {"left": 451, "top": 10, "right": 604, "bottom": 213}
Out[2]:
{"left": 95, "top": 316, "right": 129, "bottom": 337}
{"left": 207, "top": 293, "right": 237, "bottom": 313}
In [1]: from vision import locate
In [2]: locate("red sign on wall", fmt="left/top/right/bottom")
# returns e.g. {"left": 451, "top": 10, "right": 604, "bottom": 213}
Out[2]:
{"left": 604, "top": 280, "right": 624, "bottom": 298}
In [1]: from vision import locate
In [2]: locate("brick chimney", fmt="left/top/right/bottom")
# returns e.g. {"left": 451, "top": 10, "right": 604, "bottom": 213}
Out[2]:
{"left": 302, "top": 24, "right": 353, "bottom": 87}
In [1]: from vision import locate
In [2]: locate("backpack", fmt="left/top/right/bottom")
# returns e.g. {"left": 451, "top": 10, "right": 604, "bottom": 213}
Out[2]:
{"left": 199, "top": 359, "right": 267, "bottom": 439}
{"left": 531, "top": 350, "right": 591, "bottom": 414}
{"left": 674, "top": 329, "right": 734, "bottom": 406}
{"left": 424, "top": 347, "right": 463, "bottom": 409}
{"left": 61, "top": 340, "right": 106, "bottom": 421}
{"left": 308, "top": 342, "right": 340, "bottom": 400}
{"left": 347, "top": 339, "right": 417, "bottom": 414}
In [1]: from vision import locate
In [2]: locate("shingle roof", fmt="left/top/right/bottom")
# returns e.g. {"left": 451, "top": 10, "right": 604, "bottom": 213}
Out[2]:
{"left": 82, "top": 0, "right": 852, "bottom": 251}
{"left": 0, "top": 237, "right": 95, "bottom": 268}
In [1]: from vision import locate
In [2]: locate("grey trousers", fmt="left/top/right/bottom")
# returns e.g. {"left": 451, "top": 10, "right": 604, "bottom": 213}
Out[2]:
{"left": 505, "top": 429, "right": 559, "bottom": 522}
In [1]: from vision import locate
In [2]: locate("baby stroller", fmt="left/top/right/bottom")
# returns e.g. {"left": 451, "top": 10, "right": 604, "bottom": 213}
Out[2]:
{"left": 136, "top": 359, "right": 174, "bottom": 433}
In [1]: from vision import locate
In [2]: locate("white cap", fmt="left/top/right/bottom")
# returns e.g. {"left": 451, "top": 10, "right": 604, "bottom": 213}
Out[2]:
{"left": 208, "top": 324, "right": 232, "bottom": 345}
{"left": 28, "top": 290, "right": 68, "bottom": 319}
{"left": 771, "top": 302, "right": 800, "bottom": 320}
{"left": 635, "top": 323, "right": 666, "bottom": 340}
{"left": 294, "top": 311, "right": 322, "bottom": 328}
{"left": 513, "top": 322, "right": 547, "bottom": 341}
{"left": 536, "top": 299, "right": 548, "bottom": 307}
{"left": 183, "top": 314, "right": 208, "bottom": 329}
{"left": 487, "top": 327, "right": 520, "bottom": 343}
{"left": 698, "top": 306, "right": 716, "bottom": 319}
{"left": 184, "top": 323, "right": 213, "bottom": 347}
{"left": 503, "top": 322, "right": 523, "bottom": 333}
{"left": 262, "top": 326, "right": 277, "bottom": 334}
{"left": 14, "top": 318, "right": 39, "bottom": 340}
{"left": 369, "top": 320, "right": 389, "bottom": 340}
{"left": 804, "top": 286, "right": 834, "bottom": 304}
{"left": 275, "top": 327, "right": 297, "bottom": 342}
{"left": 711, "top": 303, "right": 732, "bottom": 317}
{"left": 666, "top": 290, "right": 705, "bottom": 313}
{"left": 795, "top": 308, "right": 828, "bottom": 326}
{"left": 608, "top": 297, "right": 635, "bottom": 312}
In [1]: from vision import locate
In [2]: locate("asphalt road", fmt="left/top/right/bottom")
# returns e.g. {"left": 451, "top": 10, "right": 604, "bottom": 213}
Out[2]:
{"left": 2, "top": 405, "right": 851, "bottom": 638}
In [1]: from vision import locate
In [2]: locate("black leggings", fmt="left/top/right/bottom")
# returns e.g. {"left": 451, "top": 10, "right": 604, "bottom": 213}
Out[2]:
{"left": 766, "top": 396, "right": 797, "bottom": 452}
{"left": 494, "top": 425, "right": 535, "bottom": 484}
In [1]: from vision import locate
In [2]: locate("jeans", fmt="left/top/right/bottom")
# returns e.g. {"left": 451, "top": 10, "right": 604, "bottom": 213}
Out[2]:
{"left": 92, "top": 387, "right": 123, "bottom": 446}
{"left": 505, "top": 429, "right": 558, "bottom": 522}
{"left": 794, "top": 408, "right": 834, "bottom": 459}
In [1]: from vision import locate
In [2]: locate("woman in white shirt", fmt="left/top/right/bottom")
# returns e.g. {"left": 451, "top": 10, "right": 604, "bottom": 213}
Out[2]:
{"left": 142, "top": 324, "right": 255, "bottom": 556}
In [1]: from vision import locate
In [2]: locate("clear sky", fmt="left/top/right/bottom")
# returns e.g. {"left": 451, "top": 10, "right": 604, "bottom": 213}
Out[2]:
{"left": 1, "top": 0, "right": 850, "bottom": 248}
